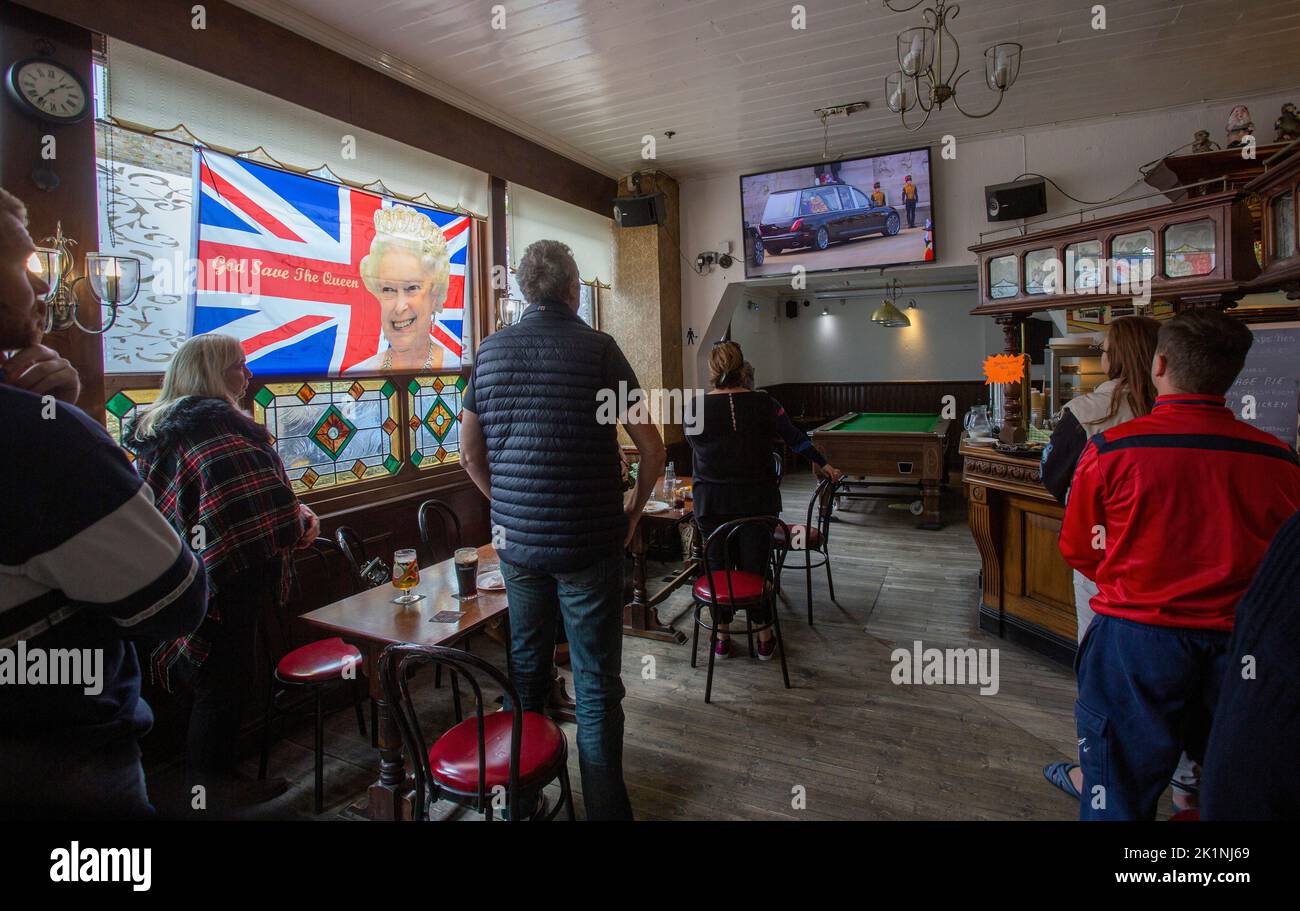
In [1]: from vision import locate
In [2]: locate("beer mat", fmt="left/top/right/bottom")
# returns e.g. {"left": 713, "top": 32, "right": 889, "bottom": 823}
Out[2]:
{"left": 430, "top": 610, "right": 464, "bottom": 623}
{"left": 478, "top": 570, "right": 505, "bottom": 591}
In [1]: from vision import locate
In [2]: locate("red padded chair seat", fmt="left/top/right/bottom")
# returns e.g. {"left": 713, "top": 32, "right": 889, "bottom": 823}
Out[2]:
{"left": 276, "top": 637, "right": 362, "bottom": 684}
{"left": 427, "top": 711, "right": 565, "bottom": 792}
{"left": 693, "top": 570, "right": 766, "bottom": 604}
{"left": 772, "top": 524, "right": 822, "bottom": 549}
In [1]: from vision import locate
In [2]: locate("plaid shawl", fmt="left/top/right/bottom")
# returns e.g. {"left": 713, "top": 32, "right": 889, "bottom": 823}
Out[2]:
{"left": 126, "top": 396, "right": 303, "bottom": 693}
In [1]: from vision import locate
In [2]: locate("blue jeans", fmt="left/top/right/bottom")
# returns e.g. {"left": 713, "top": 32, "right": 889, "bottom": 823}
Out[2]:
{"left": 500, "top": 553, "right": 633, "bottom": 821}
{"left": 1075, "top": 614, "right": 1229, "bottom": 821}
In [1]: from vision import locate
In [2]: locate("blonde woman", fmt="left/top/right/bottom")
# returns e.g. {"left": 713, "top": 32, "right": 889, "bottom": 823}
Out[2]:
{"left": 353, "top": 204, "right": 453, "bottom": 372}
{"left": 125, "top": 333, "right": 317, "bottom": 810}
{"left": 687, "top": 342, "right": 842, "bottom": 659}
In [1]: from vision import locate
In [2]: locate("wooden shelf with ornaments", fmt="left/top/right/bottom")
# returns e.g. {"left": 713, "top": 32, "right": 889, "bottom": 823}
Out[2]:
{"left": 960, "top": 139, "right": 1300, "bottom": 664}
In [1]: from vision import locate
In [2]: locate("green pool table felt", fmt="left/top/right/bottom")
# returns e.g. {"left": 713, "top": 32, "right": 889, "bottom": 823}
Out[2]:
{"left": 826, "top": 413, "right": 942, "bottom": 433}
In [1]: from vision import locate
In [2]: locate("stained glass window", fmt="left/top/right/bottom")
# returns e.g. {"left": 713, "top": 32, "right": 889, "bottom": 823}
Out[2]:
{"left": 252, "top": 379, "right": 400, "bottom": 494}
{"left": 988, "top": 254, "right": 1018, "bottom": 299}
{"left": 408, "top": 374, "right": 465, "bottom": 469}
{"left": 1272, "top": 191, "right": 1295, "bottom": 262}
{"left": 104, "top": 387, "right": 160, "bottom": 460}
{"left": 1163, "top": 219, "right": 1216, "bottom": 277}
{"left": 1065, "top": 240, "right": 1102, "bottom": 292}
{"left": 1110, "top": 230, "right": 1155, "bottom": 289}
{"left": 1024, "top": 248, "right": 1058, "bottom": 295}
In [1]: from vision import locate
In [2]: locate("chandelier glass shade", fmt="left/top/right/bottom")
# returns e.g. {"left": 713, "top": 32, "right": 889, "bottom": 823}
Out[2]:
{"left": 882, "top": 0, "right": 1022, "bottom": 131}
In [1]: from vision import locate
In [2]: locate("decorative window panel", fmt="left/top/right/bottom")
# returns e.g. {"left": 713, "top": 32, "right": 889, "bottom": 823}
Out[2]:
{"left": 1163, "top": 219, "right": 1216, "bottom": 277}
{"left": 95, "top": 122, "right": 194, "bottom": 373}
{"left": 104, "top": 387, "right": 160, "bottom": 460}
{"left": 407, "top": 374, "right": 465, "bottom": 469}
{"left": 252, "top": 379, "right": 400, "bottom": 494}
{"left": 1110, "top": 230, "right": 1155, "bottom": 287}
{"left": 1023, "top": 248, "right": 1057, "bottom": 295}
{"left": 988, "top": 254, "right": 1018, "bottom": 299}
{"left": 1065, "top": 240, "right": 1102, "bottom": 292}
{"left": 1272, "top": 191, "right": 1295, "bottom": 262}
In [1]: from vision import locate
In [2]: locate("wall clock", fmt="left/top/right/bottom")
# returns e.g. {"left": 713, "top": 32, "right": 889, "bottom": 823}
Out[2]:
{"left": 5, "top": 56, "right": 90, "bottom": 125}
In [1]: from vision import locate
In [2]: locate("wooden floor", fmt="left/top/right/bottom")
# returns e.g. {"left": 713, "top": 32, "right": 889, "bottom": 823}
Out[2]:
{"left": 154, "top": 474, "right": 1087, "bottom": 821}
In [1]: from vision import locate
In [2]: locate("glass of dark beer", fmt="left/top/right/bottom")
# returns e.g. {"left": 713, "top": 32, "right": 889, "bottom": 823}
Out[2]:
{"left": 453, "top": 547, "right": 479, "bottom": 600}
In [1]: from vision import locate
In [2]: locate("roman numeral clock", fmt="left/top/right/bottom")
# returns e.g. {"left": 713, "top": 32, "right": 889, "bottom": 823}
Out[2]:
{"left": 5, "top": 55, "right": 90, "bottom": 125}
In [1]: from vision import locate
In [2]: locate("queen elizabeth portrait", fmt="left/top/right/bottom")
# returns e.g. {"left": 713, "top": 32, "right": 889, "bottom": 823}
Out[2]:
{"left": 351, "top": 204, "right": 453, "bottom": 372}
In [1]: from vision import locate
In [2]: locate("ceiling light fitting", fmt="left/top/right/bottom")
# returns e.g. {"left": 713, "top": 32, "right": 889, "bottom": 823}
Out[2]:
{"left": 884, "top": 0, "right": 1022, "bottom": 132}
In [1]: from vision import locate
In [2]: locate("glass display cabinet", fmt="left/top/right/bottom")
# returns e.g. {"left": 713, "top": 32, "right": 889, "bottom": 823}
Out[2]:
{"left": 1046, "top": 337, "right": 1104, "bottom": 416}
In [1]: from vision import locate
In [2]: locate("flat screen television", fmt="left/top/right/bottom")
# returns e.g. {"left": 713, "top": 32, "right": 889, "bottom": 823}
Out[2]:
{"left": 740, "top": 146, "right": 935, "bottom": 279}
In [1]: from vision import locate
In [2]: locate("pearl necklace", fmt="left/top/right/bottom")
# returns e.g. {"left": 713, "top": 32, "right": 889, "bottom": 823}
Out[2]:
{"left": 381, "top": 341, "right": 436, "bottom": 371}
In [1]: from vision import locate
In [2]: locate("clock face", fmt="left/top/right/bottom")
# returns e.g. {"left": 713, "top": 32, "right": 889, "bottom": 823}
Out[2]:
{"left": 8, "top": 59, "right": 88, "bottom": 123}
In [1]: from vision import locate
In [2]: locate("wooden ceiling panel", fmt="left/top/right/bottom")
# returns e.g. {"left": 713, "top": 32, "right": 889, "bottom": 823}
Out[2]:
{"left": 228, "top": 0, "right": 1300, "bottom": 178}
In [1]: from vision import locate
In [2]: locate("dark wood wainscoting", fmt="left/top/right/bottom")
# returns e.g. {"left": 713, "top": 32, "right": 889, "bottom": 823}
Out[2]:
{"left": 763, "top": 381, "right": 989, "bottom": 471}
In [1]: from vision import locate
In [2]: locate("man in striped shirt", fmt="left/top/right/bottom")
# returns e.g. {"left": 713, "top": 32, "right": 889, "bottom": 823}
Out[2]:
{"left": 0, "top": 187, "right": 208, "bottom": 818}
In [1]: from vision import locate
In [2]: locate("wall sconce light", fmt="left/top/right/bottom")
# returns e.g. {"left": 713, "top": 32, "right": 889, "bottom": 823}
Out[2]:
{"left": 495, "top": 294, "right": 525, "bottom": 329}
{"left": 870, "top": 278, "right": 915, "bottom": 328}
{"left": 34, "top": 223, "right": 140, "bottom": 334}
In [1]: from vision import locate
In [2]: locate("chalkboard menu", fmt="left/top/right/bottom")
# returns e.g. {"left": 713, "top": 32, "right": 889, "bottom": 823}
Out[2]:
{"left": 1225, "top": 322, "right": 1300, "bottom": 450}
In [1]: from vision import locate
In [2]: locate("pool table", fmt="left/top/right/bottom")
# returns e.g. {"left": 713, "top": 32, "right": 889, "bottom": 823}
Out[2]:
{"left": 809, "top": 412, "right": 952, "bottom": 529}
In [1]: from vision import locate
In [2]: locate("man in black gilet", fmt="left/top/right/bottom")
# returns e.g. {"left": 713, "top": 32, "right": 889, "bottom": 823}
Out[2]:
{"left": 461, "top": 239, "right": 664, "bottom": 820}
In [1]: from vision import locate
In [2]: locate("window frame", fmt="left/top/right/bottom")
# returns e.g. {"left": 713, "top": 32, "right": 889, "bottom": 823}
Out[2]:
{"left": 101, "top": 221, "right": 492, "bottom": 511}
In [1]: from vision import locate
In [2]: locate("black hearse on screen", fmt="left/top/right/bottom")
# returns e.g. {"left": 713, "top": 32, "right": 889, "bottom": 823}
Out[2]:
{"left": 750, "top": 182, "right": 901, "bottom": 264}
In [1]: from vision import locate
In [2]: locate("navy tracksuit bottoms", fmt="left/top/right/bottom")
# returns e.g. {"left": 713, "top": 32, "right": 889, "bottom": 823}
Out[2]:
{"left": 1074, "top": 613, "right": 1231, "bottom": 821}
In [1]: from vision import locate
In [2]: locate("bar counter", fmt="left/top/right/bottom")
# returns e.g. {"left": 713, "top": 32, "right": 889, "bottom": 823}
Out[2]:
{"left": 960, "top": 438, "right": 1077, "bottom": 665}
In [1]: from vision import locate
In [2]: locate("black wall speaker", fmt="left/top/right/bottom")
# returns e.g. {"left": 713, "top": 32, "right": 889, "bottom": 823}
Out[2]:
{"left": 985, "top": 177, "right": 1047, "bottom": 222}
{"left": 785, "top": 300, "right": 798, "bottom": 319}
{"left": 613, "top": 193, "right": 667, "bottom": 227}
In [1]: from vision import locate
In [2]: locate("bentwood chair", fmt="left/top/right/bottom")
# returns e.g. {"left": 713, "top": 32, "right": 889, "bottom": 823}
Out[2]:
{"left": 417, "top": 498, "right": 463, "bottom": 565}
{"left": 335, "top": 525, "right": 390, "bottom": 592}
{"left": 259, "top": 536, "right": 368, "bottom": 815}
{"left": 690, "top": 516, "right": 792, "bottom": 703}
{"left": 379, "top": 643, "right": 575, "bottom": 822}
{"left": 773, "top": 475, "right": 844, "bottom": 625}
{"left": 415, "top": 499, "right": 472, "bottom": 703}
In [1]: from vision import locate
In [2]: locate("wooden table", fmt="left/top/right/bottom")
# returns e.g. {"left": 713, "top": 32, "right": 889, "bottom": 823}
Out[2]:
{"left": 299, "top": 543, "right": 507, "bottom": 821}
{"left": 622, "top": 476, "right": 699, "bottom": 643}
{"left": 810, "top": 412, "right": 951, "bottom": 529}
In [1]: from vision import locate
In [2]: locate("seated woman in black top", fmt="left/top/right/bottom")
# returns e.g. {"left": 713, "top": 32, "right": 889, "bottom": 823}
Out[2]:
{"left": 687, "top": 342, "right": 842, "bottom": 660}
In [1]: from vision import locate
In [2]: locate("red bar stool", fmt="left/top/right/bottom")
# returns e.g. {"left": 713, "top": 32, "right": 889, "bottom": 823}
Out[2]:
{"left": 258, "top": 536, "right": 368, "bottom": 815}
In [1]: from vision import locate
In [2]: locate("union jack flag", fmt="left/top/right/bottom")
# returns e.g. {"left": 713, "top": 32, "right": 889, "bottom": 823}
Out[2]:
{"left": 189, "top": 149, "right": 470, "bottom": 375}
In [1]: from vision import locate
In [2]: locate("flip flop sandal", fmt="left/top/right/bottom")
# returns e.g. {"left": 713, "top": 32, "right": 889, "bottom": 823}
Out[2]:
{"left": 1043, "top": 761, "right": 1082, "bottom": 800}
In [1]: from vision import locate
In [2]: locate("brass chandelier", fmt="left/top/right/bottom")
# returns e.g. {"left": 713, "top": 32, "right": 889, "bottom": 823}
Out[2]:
{"left": 883, "top": 0, "right": 1022, "bottom": 131}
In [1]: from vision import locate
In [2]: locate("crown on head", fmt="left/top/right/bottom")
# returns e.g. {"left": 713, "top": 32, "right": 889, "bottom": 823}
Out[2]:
{"left": 373, "top": 205, "right": 442, "bottom": 244}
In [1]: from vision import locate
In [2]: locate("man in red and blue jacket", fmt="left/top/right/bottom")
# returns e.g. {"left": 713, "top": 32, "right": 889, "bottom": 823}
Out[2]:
{"left": 1060, "top": 308, "right": 1300, "bottom": 821}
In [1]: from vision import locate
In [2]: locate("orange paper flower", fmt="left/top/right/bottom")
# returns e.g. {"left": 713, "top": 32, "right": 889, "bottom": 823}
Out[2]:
{"left": 982, "top": 353, "right": 1026, "bottom": 385}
